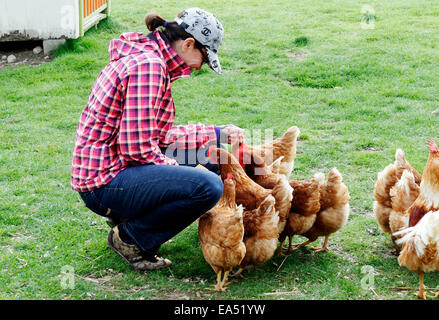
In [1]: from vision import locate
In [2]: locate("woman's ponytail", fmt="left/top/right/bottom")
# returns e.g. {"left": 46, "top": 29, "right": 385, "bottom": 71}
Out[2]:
{"left": 145, "top": 13, "right": 166, "bottom": 31}
{"left": 144, "top": 11, "right": 200, "bottom": 45}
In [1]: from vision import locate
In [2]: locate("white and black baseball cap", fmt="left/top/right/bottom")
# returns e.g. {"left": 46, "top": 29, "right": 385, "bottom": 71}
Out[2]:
{"left": 174, "top": 8, "right": 224, "bottom": 74}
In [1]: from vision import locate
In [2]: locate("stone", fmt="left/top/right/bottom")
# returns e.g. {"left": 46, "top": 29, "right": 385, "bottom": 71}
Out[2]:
{"left": 7, "top": 55, "right": 16, "bottom": 63}
{"left": 1, "top": 55, "right": 6, "bottom": 60}
{"left": 33, "top": 46, "right": 43, "bottom": 54}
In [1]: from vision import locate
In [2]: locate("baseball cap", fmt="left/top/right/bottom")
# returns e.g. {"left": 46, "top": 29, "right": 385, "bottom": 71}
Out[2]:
{"left": 174, "top": 8, "right": 224, "bottom": 74}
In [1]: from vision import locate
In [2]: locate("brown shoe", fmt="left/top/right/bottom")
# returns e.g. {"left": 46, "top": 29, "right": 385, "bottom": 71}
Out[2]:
{"left": 107, "top": 226, "right": 172, "bottom": 271}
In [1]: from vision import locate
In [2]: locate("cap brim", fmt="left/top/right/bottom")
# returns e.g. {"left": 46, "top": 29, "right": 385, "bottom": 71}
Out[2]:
{"left": 206, "top": 49, "right": 222, "bottom": 75}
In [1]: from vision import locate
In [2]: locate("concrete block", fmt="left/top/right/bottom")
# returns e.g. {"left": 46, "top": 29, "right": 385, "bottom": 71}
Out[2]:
{"left": 43, "top": 39, "right": 66, "bottom": 55}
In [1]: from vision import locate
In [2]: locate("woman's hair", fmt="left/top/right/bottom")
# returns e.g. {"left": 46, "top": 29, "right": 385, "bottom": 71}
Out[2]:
{"left": 145, "top": 12, "right": 204, "bottom": 48}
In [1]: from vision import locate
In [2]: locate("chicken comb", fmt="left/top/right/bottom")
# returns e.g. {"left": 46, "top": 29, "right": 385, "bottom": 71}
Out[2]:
{"left": 237, "top": 143, "right": 248, "bottom": 169}
{"left": 226, "top": 173, "right": 233, "bottom": 180}
{"left": 427, "top": 139, "right": 438, "bottom": 153}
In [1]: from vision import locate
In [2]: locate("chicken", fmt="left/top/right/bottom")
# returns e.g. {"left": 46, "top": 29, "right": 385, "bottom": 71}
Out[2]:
{"left": 373, "top": 149, "right": 422, "bottom": 249}
{"left": 393, "top": 139, "right": 439, "bottom": 299}
{"left": 198, "top": 173, "right": 246, "bottom": 291}
{"left": 295, "top": 168, "right": 350, "bottom": 252}
{"left": 234, "top": 149, "right": 293, "bottom": 234}
{"left": 208, "top": 148, "right": 288, "bottom": 275}
{"left": 388, "top": 170, "right": 420, "bottom": 250}
{"left": 395, "top": 212, "right": 439, "bottom": 299}
{"left": 232, "top": 126, "right": 300, "bottom": 178}
{"left": 278, "top": 172, "right": 325, "bottom": 255}
{"left": 209, "top": 148, "right": 293, "bottom": 232}
{"left": 236, "top": 195, "right": 279, "bottom": 276}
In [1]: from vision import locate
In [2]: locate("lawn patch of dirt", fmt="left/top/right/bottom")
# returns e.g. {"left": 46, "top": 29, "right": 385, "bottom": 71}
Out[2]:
{"left": 0, "top": 40, "right": 53, "bottom": 70}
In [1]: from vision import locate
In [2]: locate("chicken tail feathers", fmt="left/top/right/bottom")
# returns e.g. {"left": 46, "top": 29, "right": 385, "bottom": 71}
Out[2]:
{"left": 394, "top": 149, "right": 406, "bottom": 168}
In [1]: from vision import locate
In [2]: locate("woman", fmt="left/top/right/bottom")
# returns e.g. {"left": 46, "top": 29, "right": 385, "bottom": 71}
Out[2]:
{"left": 71, "top": 8, "right": 244, "bottom": 270}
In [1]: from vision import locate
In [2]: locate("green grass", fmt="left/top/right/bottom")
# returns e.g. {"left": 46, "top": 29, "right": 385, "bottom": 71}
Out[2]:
{"left": 1, "top": 0, "right": 439, "bottom": 300}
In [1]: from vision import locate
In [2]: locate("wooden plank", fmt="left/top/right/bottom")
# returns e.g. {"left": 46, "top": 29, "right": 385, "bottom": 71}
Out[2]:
{"left": 83, "top": 12, "right": 107, "bottom": 32}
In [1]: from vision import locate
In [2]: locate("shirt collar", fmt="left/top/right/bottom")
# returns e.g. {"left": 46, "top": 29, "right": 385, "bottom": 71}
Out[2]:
{"left": 151, "top": 30, "right": 192, "bottom": 82}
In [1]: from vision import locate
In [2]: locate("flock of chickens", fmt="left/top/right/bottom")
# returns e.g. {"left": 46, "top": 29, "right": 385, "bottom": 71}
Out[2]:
{"left": 196, "top": 126, "right": 351, "bottom": 292}
{"left": 373, "top": 139, "right": 439, "bottom": 299}
{"left": 193, "top": 124, "right": 439, "bottom": 299}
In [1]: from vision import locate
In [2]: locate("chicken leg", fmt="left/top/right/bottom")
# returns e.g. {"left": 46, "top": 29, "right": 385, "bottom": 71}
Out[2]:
{"left": 277, "top": 238, "right": 293, "bottom": 256}
{"left": 311, "top": 235, "right": 330, "bottom": 252}
{"left": 279, "top": 235, "right": 296, "bottom": 255}
{"left": 277, "top": 240, "right": 286, "bottom": 256}
{"left": 220, "top": 271, "right": 231, "bottom": 290}
{"left": 292, "top": 239, "right": 314, "bottom": 250}
{"left": 231, "top": 268, "right": 245, "bottom": 278}
{"left": 417, "top": 273, "right": 427, "bottom": 299}
{"left": 214, "top": 270, "right": 223, "bottom": 291}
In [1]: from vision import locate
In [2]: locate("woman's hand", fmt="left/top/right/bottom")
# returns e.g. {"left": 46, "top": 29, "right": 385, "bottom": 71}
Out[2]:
{"left": 218, "top": 124, "right": 245, "bottom": 145}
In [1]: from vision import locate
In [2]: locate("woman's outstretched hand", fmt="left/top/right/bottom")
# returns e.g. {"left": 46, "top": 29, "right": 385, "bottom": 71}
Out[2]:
{"left": 219, "top": 124, "right": 245, "bottom": 145}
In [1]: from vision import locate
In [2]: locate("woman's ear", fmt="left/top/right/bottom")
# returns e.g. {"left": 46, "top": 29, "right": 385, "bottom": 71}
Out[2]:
{"left": 181, "top": 38, "right": 196, "bottom": 53}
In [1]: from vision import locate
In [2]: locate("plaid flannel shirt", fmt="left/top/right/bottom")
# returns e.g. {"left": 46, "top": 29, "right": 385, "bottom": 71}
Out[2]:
{"left": 71, "top": 31, "right": 217, "bottom": 192}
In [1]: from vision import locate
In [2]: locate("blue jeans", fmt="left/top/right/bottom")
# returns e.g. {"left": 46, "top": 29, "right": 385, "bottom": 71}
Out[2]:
{"left": 79, "top": 146, "right": 223, "bottom": 255}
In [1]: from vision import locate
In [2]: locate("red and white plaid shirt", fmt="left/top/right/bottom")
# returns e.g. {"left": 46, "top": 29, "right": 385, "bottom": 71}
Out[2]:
{"left": 71, "top": 31, "right": 217, "bottom": 192}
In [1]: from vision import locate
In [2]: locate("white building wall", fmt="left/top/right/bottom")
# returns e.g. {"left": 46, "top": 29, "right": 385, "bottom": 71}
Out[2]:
{"left": 0, "top": 0, "right": 80, "bottom": 40}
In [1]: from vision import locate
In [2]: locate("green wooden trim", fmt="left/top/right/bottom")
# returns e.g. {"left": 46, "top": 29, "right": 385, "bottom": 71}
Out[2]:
{"left": 106, "top": 0, "right": 111, "bottom": 17}
{"left": 78, "top": 0, "right": 84, "bottom": 37}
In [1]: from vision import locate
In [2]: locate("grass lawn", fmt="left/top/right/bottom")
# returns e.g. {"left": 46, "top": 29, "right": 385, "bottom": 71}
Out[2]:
{"left": 1, "top": 0, "right": 439, "bottom": 300}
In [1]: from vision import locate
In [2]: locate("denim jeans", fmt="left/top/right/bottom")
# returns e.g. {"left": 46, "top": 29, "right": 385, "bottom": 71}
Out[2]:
{"left": 79, "top": 146, "right": 224, "bottom": 255}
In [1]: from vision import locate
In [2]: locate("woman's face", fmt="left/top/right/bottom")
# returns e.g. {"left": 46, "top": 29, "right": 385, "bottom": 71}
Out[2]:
{"left": 172, "top": 38, "right": 207, "bottom": 71}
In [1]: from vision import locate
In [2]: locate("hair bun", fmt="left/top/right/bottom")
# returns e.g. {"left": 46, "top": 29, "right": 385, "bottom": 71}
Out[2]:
{"left": 145, "top": 13, "right": 166, "bottom": 31}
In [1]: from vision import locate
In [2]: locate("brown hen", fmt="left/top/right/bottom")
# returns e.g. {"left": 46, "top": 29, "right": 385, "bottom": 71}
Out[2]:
{"left": 209, "top": 148, "right": 288, "bottom": 276}
{"left": 198, "top": 174, "right": 246, "bottom": 291}
{"left": 236, "top": 149, "right": 293, "bottom": 234}
{"left": 387, "top": 170, "right": 420, "bottom": 250}
{"left": 296, "top": 168, "right": 350, "bottom": 252}
{"left": 235, "top": 195, "right": 279, "bottom": 276}
{"left": 278, "top": 172, "right": 325, "bottom": 255}
{"left": 373, "top": 149, "right": 422, "bottom": 249}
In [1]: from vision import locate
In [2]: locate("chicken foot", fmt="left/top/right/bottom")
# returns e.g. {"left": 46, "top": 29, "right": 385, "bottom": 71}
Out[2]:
{"left": 310, "top": 236, "right": 330, "bottom": 253}
{"left": 213, "top": 270, "right": 234, "bottom": 292}
{"left": 278, "top": 236, "right": 298, "bottom": 255}
{"left": 277, "top": 239, "right": 293, "bottom": 256}
{"left": 277, "top": 240, "right": 286, "bottom": 256}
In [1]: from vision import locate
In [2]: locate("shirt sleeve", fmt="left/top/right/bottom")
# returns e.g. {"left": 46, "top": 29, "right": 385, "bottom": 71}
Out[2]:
{"left": 163, "top": 122, "right": 218, "bottom": 149}
{"left": 118, "top": 62, "right": 178, "bottom": 166}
